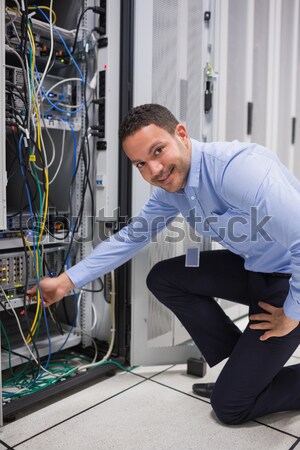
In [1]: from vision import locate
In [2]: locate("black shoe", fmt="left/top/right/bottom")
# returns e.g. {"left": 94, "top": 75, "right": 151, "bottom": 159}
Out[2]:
{"left": 192, "top": 382, "right": 215, "bottom": 398}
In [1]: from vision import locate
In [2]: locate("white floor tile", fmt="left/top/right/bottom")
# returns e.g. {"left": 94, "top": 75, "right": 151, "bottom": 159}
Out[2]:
{"left": 1, "top": 370, "right": 141, "bottom": 447}
{"left": 151, "top": 361, "right": 227, "bottom": 398}
{"left": 12, "top": 381, "right": 296, "bottom": 450}
{"left": 234, "top": 316, "right": 249, "bottom": 332}
{"left": 131, "top": 365, "right": 174, "bottom": 379}
{"left": 154, "top": 357, "right": 300, "bottom": 437}
{"left": 255, "top": 356, "right": 300, "bottom": 436}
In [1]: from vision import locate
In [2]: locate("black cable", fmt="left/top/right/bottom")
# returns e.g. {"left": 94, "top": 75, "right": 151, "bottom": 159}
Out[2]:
{"left": 80, "top": 277, "right": 104, "bottom": 293}
{"left": 72, "top": 7, "right": 93, "bottom": 55}
{"left": 5, "top": 105, "right": 27, "bottom": 129}
{"left": 13, "top": 2, "right": 29, "bottom": 108}
{"left": 73, "top": 43, "right": 94, "bottom": 237}
{"left": 0, "top": 300, "right": 14, "bottom": 317}
{"left": 5, "top": 82, "right": 29, "bottom": 128}
{"left": 1, "top": 345, "right": 36, "bottom": 381}
{"left": 15, "top": 126, "right": 48, "bottom": 379}
{"left": 18, "top": 138, "right": 42, "bottom": 378}
{"left": 8, "top": 126, "right": 40, "bottom": 215}
{"left": 59, "top": 62, "right": 94, "bottom": 273}
{"left": 5, "top": 85, "right": 28, "bottom": 111}
{"left": 71, "top": 6, "right": 105, "bottom": 55}
{"left": 1, "top": 345, "right": 35, "bottom": 366}
{"left": 19, "top": 2, "right": 27, "bottom": 65}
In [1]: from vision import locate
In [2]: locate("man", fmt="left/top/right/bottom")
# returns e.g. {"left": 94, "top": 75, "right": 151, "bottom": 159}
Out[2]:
{"left": 28, "top": 104, "right": 300, "bottom": 425}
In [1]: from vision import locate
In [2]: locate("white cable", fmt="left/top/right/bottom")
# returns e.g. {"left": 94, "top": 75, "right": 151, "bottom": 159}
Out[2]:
{"left": 5, "top": 10, "right": 20, "bottom": 39}
{"left": 42, "top": 77, "right": 82, "bottom": 97}
{"left": 5, "top": 45, "right": 30, "bottom": 101}
{"left": 78, "top": 264, "right": 116, "bottom": 371}
{"left": 76, "top": 290, "right": 98, "bottom": 331}
{"left": 55, "top": 101, "right": 83, "bottom": 109}
{"left": 35, "top": 0, "right": 54, "bottom": 98}
{"left": 48, "top": 127, "right": 65, "bottom": 185}
{"left": 7, "top": 1, "right": 21, "bottom": 16}
{"left": 29, "top": 73, "right": 52, "bottom": 178}
{"left": 0, "top": 287, "right": 59, "bottom": 379}
{"left": 60, "top": 291, "right": 99, "bottom": 366}
{"left": 36, "top": 97, "right": 57, "bottom": 171}
{"left": 91, "top": 301, "right": 97, "bottom": 331}
{"left": 41, "top": 77, "right": 82, "bottom": 111}
{"left": 1, "top": 288, "right": 88, "bottom": 386}
{"left": 24, "top": 54, "right": 33, "bottom": 131}
{"left": 41, "top": 114, "right": 56, "bottom": 168}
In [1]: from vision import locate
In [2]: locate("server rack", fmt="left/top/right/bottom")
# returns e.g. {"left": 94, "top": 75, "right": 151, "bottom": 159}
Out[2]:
{"left": 1, "top": 0, "right": 130, "bottom": 423}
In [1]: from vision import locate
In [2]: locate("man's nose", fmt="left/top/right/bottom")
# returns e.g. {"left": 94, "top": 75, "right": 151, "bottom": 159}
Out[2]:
{"left": 148, "top": 160, "right": 163, "bottom": 176}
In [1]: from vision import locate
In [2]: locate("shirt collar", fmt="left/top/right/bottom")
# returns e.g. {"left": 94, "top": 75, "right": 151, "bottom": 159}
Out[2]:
{"left": 184, "top": 138, "right": 202, "bottom": 190}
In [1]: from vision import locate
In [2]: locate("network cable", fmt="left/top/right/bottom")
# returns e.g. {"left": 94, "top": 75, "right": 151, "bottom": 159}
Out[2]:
{"left": 2, "top": 0, "right": 102, "bottom": 400}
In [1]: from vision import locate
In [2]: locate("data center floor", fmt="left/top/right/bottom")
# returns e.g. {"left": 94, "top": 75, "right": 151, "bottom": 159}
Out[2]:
{"left": 1, "top": 318, "right": 300, "bottom": 450}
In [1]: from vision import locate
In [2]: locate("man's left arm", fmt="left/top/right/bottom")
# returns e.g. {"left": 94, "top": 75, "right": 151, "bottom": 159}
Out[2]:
{"left": 249, "top": 164, "right": 300, "bottom": 339}
{"left": 222, "top": 150, "right": 300, "bottom": 339}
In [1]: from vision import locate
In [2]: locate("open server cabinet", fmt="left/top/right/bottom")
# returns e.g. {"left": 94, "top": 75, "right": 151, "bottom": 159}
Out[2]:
{"left": 0, "top": 0, "right": 129, "bottom": 424}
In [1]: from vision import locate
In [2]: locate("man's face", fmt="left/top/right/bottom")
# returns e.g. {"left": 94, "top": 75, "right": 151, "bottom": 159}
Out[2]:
{"left": 122, "top": 123, "right": 192, "bottom": 193}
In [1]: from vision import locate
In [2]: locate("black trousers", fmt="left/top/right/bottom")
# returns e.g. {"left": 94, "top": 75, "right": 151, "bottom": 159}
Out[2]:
{"left": 146, "top": 250, "right": 300, "bottom": 424}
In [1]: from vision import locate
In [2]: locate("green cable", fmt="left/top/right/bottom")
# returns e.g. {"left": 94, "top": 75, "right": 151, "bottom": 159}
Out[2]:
{"left": 2, "top": 351, "right": 136, "bottom": 401}
{"left": 0, "top": 320, "right": 14, "bottom": 378}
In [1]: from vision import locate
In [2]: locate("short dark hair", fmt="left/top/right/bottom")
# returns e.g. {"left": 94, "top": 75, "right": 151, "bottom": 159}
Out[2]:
{"left": 119, "top": 104, "right": 179, "bottom": 143}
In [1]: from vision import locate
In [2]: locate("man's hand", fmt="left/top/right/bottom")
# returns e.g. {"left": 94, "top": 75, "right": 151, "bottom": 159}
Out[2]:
{"left": 27, "top": 273, "right": 75, "bottom": 307}
{"left": 249, "top": 302, "right": 299, "bottom": 341}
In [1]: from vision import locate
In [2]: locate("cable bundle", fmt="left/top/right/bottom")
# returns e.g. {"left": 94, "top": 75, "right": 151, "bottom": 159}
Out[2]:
{"left": 2, "top": 0, "right": 104, "bottom": 399}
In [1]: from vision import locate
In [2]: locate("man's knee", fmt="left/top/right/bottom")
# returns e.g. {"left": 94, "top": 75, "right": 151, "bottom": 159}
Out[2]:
{"left": 210, "top": 389, "right": 249, "bottom": 425}
{"left": 146, "top": 260, "right": 169, "bottom": 294}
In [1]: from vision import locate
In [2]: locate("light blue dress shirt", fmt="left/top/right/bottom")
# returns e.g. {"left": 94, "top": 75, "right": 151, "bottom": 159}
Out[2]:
{"left": 66, "top": 139, "right": 300, "bottom": 321}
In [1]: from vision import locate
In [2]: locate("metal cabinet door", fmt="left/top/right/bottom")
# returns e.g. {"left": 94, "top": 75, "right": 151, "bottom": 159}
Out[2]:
{"left": 130, "top": 0, "right": 215, "bottom": 365}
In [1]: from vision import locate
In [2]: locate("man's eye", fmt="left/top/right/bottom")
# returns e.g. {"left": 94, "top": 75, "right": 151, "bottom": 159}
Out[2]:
{"left": 155, "top": 147, "right": 162, "bottom": 156}
{"left": 136, "top": 162, "right": 145, "bottom": 169}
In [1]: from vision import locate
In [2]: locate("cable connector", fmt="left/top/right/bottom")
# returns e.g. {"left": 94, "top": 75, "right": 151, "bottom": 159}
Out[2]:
{"left": 92, "top": 26, "right": 106, "bottom": 35}
{"left": 92, "top": 6, "right": 105, "bottom": 14}
{"left": 91, "top": 125, "right": 104, "bottom": 131}
{"left": 96, "top": 141, "right": 107, "bottom": 151}
{"left": 98, "top": 37, "right": 108, "bottom": 49}
{"left": 91, "top": 131, "right": 104, "bottom": 138}
{"left": 92, "top": 99, "right": 105, "bottom": 105}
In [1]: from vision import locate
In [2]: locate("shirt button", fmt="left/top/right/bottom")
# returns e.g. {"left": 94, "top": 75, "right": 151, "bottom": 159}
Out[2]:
{"left": 191, "top": 195, "right": 196, "bottom": 200}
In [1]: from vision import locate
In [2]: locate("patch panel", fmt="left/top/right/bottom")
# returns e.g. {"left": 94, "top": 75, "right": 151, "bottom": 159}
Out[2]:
{"left": 0, "top": 246, "right": 67, "bottom": 304}
{"left": 5, "top": 65, "right": 81, "bottom": 127}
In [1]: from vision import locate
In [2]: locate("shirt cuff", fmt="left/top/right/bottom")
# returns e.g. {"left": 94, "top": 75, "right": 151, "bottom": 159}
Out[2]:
{"left": 283, "top": 291, "right": 300, "bottom": 321}
{"left": 65, "top": 263, "right": 92, "bottom": 290}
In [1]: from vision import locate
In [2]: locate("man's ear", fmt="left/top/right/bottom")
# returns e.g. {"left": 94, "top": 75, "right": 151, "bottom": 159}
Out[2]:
{"left": 175, "top": 123, "right": 189, "bottom": 142}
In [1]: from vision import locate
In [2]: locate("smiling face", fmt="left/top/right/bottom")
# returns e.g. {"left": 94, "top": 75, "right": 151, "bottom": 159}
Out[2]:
{"left": 122, "top": 123, "right": 192, "bottom": 193}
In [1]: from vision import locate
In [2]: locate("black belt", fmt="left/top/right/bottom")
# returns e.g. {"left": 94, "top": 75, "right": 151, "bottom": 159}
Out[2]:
{"left": 269, "top": 272, "right": 291, "bottom": 279}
